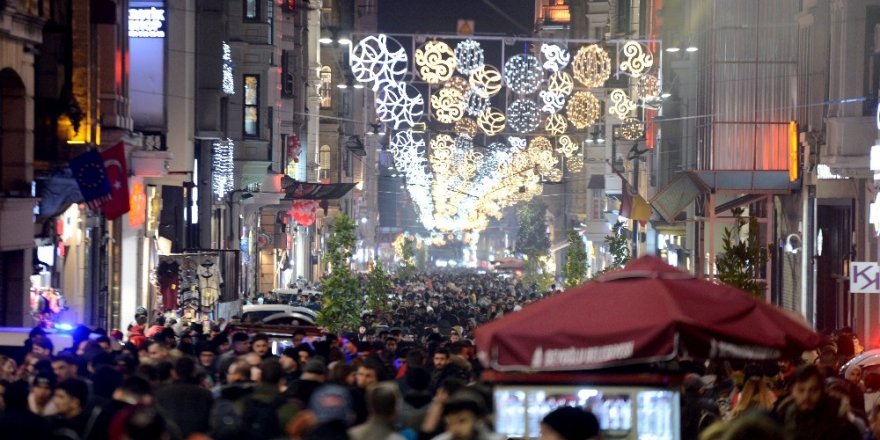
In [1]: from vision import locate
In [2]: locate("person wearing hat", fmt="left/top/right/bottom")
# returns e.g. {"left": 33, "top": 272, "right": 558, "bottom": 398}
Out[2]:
{"left": 540, "top": 406, "right": 601, "bottom": 440}
{"left": 29, "top": 371, "right": 58, "bottom": 416}
{"left": 280, "top": 346, "right": 301, "bottom": 385}
{"left": 305, "top": 384, "right": 353, "bottom": 440}
{"left": 217, "top": 332, "right": 251, "bottom": 383}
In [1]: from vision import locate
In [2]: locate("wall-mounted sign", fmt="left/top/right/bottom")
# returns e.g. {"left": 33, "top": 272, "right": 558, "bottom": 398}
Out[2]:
{"left": 129, "top": 7, "right": 166, "bottom": 38}
{"left": 851, "top": 261, "right": 880, "bottom": 293}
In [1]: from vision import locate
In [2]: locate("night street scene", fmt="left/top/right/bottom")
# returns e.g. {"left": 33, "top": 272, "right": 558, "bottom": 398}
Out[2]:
{"left": 2, "top": 0, "right": 880, "bottom": 439}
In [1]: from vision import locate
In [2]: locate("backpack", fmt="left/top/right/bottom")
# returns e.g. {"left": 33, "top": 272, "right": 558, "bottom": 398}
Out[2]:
{"left": 210, "top": 398, "right": 246, "bottom": 440}
{"left": 240, "top": 395, "right": 286, "bottom": 440}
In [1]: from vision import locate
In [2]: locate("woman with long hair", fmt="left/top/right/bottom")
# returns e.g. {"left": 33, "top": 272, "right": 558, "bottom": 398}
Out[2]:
{"left": 729, "top": 376, "right": 777, "bottom": 420}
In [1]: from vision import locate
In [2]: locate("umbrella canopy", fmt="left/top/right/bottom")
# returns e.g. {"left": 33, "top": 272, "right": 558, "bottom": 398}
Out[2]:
{"left": 475, "top": 256, "right": 823, "bottom": 372}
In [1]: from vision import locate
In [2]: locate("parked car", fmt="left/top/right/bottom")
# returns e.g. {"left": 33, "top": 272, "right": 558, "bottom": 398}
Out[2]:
{"left": 240, "top": 304, "right": 317, "bottom": 325}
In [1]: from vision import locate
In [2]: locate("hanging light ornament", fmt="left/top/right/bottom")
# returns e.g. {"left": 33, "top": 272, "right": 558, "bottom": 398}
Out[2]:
{"left": 477, "top": 107, "right": 506, "bottom": 136}
{"left": 637, "top": 74, "right": 661, "bottom": 101}
{"left": 454, "top": 39, "right": 485, "bottom": 75}
{"left": 464, "top": 89, "right": 490, "bottom": 116}
{"left": 376, "top": 81, "right": 424, "bottom": 129}
{"left": 212, "top": 138, "right": 235, "bottom": 198}
{"left": 506, "top": 98, "right": 542, "bottom": 133}
{"left": 446, "top": 76, "right": 471, "bottom": 95}
{"left": 469, "top": 65, "right": 503, "bottom": 97}
{"left": 608, "top": 89, "right": 636, "bottom": 120}
{"left": 545, "top": 112, "right": 568, "bottom": 135}
{"left": 431, "top": 87, "right": 466, "bottom": 124}
{"left": 454, "top": 118, "right": 478, "bottom": 137}
{"left": 572, "top": 44, "right": 611, "bottom": 88}
{"left": 539, "top": 90, "right": 566, "bottom": 114}
{"left": 529, "top": 136, "right": 553, "bottom": 154}
{"left": 414, "top": 40, "right": 457, "bottom": 84}
{"left": 615, "top": 117, "right": 645, "bottom": 141}
{"left": 508, "top": 136, "right": 527, "bottom": 151}
{"left": 547, "top": 71, "right": 574, "bottom": 96}
{"left": 567, "top": 155, "right": 584, "bottom": 173}
{"left": 619, "top": 40, "right": 654, "bottom": 78}
{"left": 540, "top": 43, "right": 571, "bottom": 71}
{"left": 503, "top": 54, "right": 544, "bottom": 94}
{"left": 544, "top": 167, "right": 563, "bottom": 182}
{"left": 566, "top": 91, "right": 601, "bottom": 129}
{"left": 349, "top": 34, "right": 409, "bottom": 91}
{"left": 557, "top": 135, "right": 579, "bottom": 157}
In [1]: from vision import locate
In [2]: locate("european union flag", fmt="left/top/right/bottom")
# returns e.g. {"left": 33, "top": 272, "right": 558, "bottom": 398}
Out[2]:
{"left": 70, "top": 149, "right": 111, "bottom": 209}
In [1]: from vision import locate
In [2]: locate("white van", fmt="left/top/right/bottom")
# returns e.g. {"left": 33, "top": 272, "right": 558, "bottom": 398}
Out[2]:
{"left": 240, "top": 305, "right": 317, "bottom": 326}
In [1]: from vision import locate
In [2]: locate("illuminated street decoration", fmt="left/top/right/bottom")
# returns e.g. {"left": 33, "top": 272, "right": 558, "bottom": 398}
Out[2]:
{"left": 507, "top": 98, "right": 541, "bottom": 133}
{"left": 222, "top": 42, "right": 234, "bottom": 95}
{"left": 608, "top": 89, "right": 636, "bottom": 120}
{"left": 638, "top": 74, "right": 660, "bottom": 100}
{"left": 431, "top": 87, "right": 466, "bottom": 123}
{"left": 566, "top": 91, "right": 601, "bottom": 129}
{"left": 129, "top": 7, "right": 166, "bottom": 38}
{"left": 469, "top": 65, "right": 503, "bottom": 97}
{"left": 350, "top": 34, "right": 408, "bottom": 91}
{"left": 547, "top": 71, "right": 574, "bottom": 96}
{"left": 572, "top": 44, "right": 611, "bottom": 87}
{"left": 455, "top": 118, "right": 478, "bottom": 137}
{"left": 212, "top": 139, "right": 234, "bottom": 198}
{"left": 567, "top": 155, "right": 584, "bottom": 173}
{"left": 557, "top": 135, "right": 579, "bottom": 157}
{"left": 508, "top": 136, "right": 527, "bottom": 150}
{"left": 619, "top": 40, "right": 654, "bottom": 78}
{"left": 446, "top": 76, "right": 471, "bottom": 95}
{"left": 454, "top": 39, "right": 485, "bottom": 75}
{"left": 615, "top": 118, "right": 645, "bottom": 140}
{"left": 503, "top": 54, "right": 544, "bottom": 94}
{"left": 376, "top": 81, "right": 424, "bottom": 128}
{"left": 414, "top": 40, "right": 457, "bottom": 84}
{"left": 545, "top": 112, "right": 568, "bottom": 135}
{"left": 540, "top": 43, "right": 571, "bottom": 71}
{"left": 477, "top": 108, "right": 506, "bottom": 135}
{"left": 540, "top": 90, "right": 566, "bottom": 114}
{"left": 464, "top": 89, "right": 490, "bottom": 116}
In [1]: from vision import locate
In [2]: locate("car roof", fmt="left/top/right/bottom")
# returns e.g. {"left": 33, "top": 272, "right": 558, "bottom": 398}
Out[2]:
{"left": 243, "top": 304, "right": 317, "bottom": 316}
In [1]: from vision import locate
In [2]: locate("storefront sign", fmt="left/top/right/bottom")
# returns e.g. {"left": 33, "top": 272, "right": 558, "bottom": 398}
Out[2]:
{"left": 129, "top": 7, "right": 166, "bottom": 38}
{"left": 851, "top": 261, "right": 880, "bottom": 293}
{"left": 129, "top": 179, "right": 146, "bottom": 228}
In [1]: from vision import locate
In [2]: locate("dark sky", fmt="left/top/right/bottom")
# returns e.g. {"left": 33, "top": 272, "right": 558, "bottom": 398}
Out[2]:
{"left": 378, "top": 0, "right": 535, "bottom": 36}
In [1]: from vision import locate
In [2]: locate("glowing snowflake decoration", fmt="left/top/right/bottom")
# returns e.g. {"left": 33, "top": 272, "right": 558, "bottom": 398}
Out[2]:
{"left": 477, "top": 107, "right": 506, "bottom": 136}
{"left": 350, "top": 34, "right": 409, "bottom": 91}
{"left": 608, "top": 89, "right": 636, "bottom": 120}
{"left": 376, "top": 81, "right": 424, "bottom": 129}
{"left": 414, "top": 40, "right": 457, "bottom": 84}
{"left": 557, "top": 135, "right": 579, "bottom": 157}
{"left": 469, "top": 65, "right": 503, "bottom": 97}
{"left": 572, "top": 44, "right": 611, "bottom": 88}
{"left": 566, "top": 91, "right": 601, "bottom": 129}
{"left": 431, "top": 87, "right": 466, "bottom": 124}
{"left": 506, "top": 98, "right": 542, "bottom": 133}
{"left": 619, "top": 40, "right": 654, "bottom": 78}
{"left": 539, "top": 90, "right": 566, "bottom": 114}
{"left": 545, "top": 112, "right": 568, "bottom": 135}
{"left": 540, "top": 43, "right": 571, "bottom": 71}
{"left": 464, "top": 89, "right": 490, "bottom": 116}
{"left": 503, "top": 54, "right": 544, "bottom": 94}
{"left": 454, "top": 39, "right": 485, "bottom": 75}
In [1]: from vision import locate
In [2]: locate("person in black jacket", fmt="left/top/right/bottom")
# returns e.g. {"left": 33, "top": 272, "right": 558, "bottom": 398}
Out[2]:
{"left": 680, "top": 373, "right": 720, "bottom": 440}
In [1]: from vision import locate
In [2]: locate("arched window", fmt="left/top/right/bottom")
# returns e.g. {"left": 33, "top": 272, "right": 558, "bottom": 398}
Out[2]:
{"left": 320, "top": 66, "right": 332, "bottom": 109}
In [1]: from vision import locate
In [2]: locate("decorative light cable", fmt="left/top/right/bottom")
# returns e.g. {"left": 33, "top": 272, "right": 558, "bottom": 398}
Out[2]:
{"left": 477, "top": 107, "right": 506, "bottom": 135}
{"left": 222, "top": 42, "right": 235, "bottom": 95}
{"left": 376, "top": 81, "right": 424, "bottom": 128}
{"left": 507, "top": 98, "right": 542, "bottom": 133}
{"left": 566, "top": 91, "right": 601, "bottom": 129}
{"left": 503, "top": 54, "right": 544, "bottom": 94}
{"left": 572, "top": 44, "right": 611, "bottom": 87}
{"left": 414, "top": 40, "right": 457, "bottom": 84}
{"left": 431, "top": 87, "right": 466, "bottom": 123}
{"left": 350, "top": 34, "right": 409, "bottom": 91}
{"left": 619, "top": 40, "right": 654, "bottom": 78}
{"left": 469, "top": 65, "right": 503, "bottom": 97}
{"left": 608, "top": 89, "right": 637, "bottom": 120}
{"left": 454, "top": 39, "right": 485, "bottom": 75}
{"left": 212, "top": 138, "right": 235, "bottom": 198}
{"left": 540, "top": 43, "right": 571, "bottom": 71}
{"left": 464, "top": 89, "right": 490, "bottom": 116}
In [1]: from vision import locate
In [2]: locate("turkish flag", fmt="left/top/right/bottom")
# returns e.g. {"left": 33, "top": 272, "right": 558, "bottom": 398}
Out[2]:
{"left": 101, "top": 142, "right": 130, "bottom": 220}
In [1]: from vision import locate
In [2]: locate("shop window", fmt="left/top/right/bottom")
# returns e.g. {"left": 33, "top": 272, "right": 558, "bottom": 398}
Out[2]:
{"left": 244, "top": 0, "right": 259, "bottom": 20}
{"left": 319, "top": 145, "right": 331, "bottom": 180}
{"left": 243, "top": 74, "right": 259, "bottom": 137}
{"left": 320, "top": 66, "right": 332, "bottom": 109}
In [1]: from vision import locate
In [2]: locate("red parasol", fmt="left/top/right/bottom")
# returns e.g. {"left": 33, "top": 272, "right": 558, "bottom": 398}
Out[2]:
{"left": 475, "top": 256, "right": 823, "bottom": 372}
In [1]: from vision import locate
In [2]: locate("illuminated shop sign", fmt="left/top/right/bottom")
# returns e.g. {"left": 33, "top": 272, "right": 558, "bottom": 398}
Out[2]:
{"left": 129, "top": 7, "right": 166, "bottom": 38}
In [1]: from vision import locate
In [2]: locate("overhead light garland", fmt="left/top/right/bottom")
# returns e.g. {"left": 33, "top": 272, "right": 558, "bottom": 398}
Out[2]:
{"left": 619, "top": 40, "right": 654, "bottom": 78}
{"left": 566, "top": 91, "right": 601, "bottom": 129}
{"left": 431, "top": 87, "right": 466, "bottom": 124}
{"left": 350, "top": 34, "right": 409, "bottom": 91}
{"left": 608, "top": 89, "right": 637, "bottom": 120}
{"left": 615, "top": 117, "right": 645, "bottom": 140}
{"left": 507, "top": 98, "right": 542, "bottom": 133}
{"left": 212, "top": 138, "right": 235, "bottom": 198}
{"left": 547, "top": 70, "right": 574, "bottom": 96}
{"left": 414, "top": 40, "right": 457, "bottom": 84}
{"left": 540, "top": 90, "right": 567, "bottom": 114}
{"left": 454, "top": 118, "right": 478, "bottom": 137}
{"left": 446, "top": 76, "right": 471, "bottom": 95}
{"left": 376, "top": 81, "right": 424, "bottom": 128}
{"left": 477, "top": 108, "right": 506, "bottom": 135}
{"left": 469, "top": 65, "right": 503, "bottom": 97}
{"left": 545, "top": 112, "right": 568, "bottom": 135}
{"left": 566, "top": 155, "right": 584, "bottom": 173}
{"left": 557, "top": 135, "right": 579, "bottom": 157}
{"left": 454, "top": 39, "right": 485, "bottom": 75}
{"left": 464, "top": 89, "right": 490, "bottom": 116}
{"left": 540, "top": 43, "right": 571, "bottom": 71}
{"left": 637, "top": 74, "right": 661, "bottom": 100}
{"left": 222, "top": 42, "right": 235, "bottom": 95}
{"left": 503, "top": 54, "right": 544, "bottom": 94}
{"left": 572, "top": 44, "right": 611, "bottom": 87}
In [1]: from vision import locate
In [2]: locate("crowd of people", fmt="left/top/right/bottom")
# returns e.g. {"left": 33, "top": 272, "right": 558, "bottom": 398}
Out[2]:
{"left": 0, "top": 270, "right": 877, "bottom": 440}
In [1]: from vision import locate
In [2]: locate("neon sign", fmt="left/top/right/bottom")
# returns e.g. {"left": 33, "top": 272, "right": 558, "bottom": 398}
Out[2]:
{"left": 129, "top": 7, "right": 166, "bottom": 38}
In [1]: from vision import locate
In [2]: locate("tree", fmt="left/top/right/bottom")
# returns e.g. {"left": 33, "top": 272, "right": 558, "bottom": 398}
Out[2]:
{"left": 316, "top": 214, "right": 360, "bottom": 332}
{"left": 716, "top": 208, "right": 768, "bottom": 298}
{"left": 605, "top": 220, "right": 631, "bottom": 269}
{"left": 364, "top": 260, "right": 392, "bottom": 314}
{"left": 397, "top": 235, "right": 417, "bottom": 280}
{"left": 564, "top": 229, "right": 589, "bottom": 288}
{"left": 516, "top": 202, "right": 550, "bottom": 259}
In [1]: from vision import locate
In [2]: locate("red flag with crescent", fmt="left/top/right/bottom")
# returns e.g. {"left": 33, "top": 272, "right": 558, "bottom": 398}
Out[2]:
{"left": 101, "top": 142, "right": 130, "bottom": 220}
